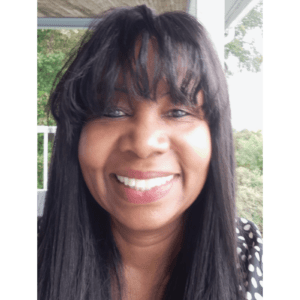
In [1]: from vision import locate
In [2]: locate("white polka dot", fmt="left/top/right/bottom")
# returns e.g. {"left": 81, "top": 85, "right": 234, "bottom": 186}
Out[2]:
{"left": 246, "top": 291, "right": 252, "bottom": 299}
{"left": 239, "top": 285, "right": 242, "bottom": 291}
{"left": 238, "top": 236, "right": 245, "bottom": 240}
{"left": 243, "top": 243, "right": 248, "bottom": 249}
{"left": 256, "top": 229, "right": 261, "bottom": 236}
{"left": 242, "top": 255, "right": 246, "bottom": 261}
{"left": 248, "top": 264, "right": 254, "bottom": 272}
{"left": 244, "top": 224, "right": 251, "bottom": 231}
{"left": 254, "top": 246, "right": 260, "bottom": 252}
{"left": 237, "top": 247, "right": 242, "bottom": 254}
{"left": 255, "top": 252, "right": 260, "bottom": 261}
{"left": 249, "top": 232, "right": 253, "bottom": 239}
{"left": 244, "top": 281, "right": 248, "bottom": 287}
{"left": 248, "top": 254, "right": 252, "bottom": 260}
{"left": 259, "top": 280, "right": 263, "bottom": 287}
{"left": 256, "top": 266, "right": 262, "bottom": 277}
{"left": 241, "top": 218, "right": 248, "bottom": 224}
{"left": 254, "top": 292, "right": 263, "bottom": 300}
{"left": 251, "top": 277, "right": 257, "bottom": 288}
{"left": 236, "top": 228, "right": 240, "bottom": 233}
{"left": 257, "top": 238, "right": 263, "bottom": 244}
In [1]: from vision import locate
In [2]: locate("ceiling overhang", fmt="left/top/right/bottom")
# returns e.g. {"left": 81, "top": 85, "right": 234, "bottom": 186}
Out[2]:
{"left": 37, "top": 0, "right": 255, "bottom": 29}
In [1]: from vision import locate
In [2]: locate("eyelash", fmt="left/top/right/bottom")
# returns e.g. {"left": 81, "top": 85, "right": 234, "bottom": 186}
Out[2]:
{"left": 104, "top": 109, "right": 127, "bottom": 118}
{"left": 104, "top": 108, "right": 191, "bottom": 119}
{"left": 167, "top": 109, "right": 190, "bottom": 118}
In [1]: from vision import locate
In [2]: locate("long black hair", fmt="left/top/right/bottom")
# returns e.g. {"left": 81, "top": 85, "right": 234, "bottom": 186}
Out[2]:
{"left": 38, "top": 5, "right": 245, "bottom": 300}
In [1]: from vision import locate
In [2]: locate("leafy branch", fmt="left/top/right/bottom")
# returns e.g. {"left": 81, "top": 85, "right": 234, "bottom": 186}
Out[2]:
{"left": 225, "top": 0, "right": 263, "bottom": 75}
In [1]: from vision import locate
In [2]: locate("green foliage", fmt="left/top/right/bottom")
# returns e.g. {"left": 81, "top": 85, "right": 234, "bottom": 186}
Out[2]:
{"left": 236, "top": 167, "right": 263, "bottom": 235}
{"left": 234, "top": 130, "right": 263, "bottom": 235}
{"left": 239, "top": 3, "right": 263, "bottom": 31}
{"left": 234, "top": 129, "right": 263, "bottom": 174}
{"left": 37, "top": 51, "right": 66, "bottom": 95}
{"left": 225, "top": 0, "right": 263, "bottom": 75}
{"left": 37, "top": 29, "right": 86, "bottom": 126}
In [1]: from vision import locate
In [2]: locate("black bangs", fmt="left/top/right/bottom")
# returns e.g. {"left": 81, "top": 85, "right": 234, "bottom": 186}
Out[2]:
{"left": 50, "top": 5, "right": 210, "bottom": 137}
{"left": 100, "top": 31, "right": 204, "bottom": 112}
{"left": 56, "top": 7, "right": 203, "bottom": 121}
{"left": 88, "top": 11, "right": 204, "bottom": 116}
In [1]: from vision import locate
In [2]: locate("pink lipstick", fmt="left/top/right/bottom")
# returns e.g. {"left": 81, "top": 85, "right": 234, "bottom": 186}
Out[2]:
{"left": 113, "top": 170, "right": 178, "bottom": 204}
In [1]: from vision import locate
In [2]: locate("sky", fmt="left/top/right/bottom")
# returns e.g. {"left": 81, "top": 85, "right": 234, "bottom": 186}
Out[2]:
{"left": 226, "top": 27, "right": 263, "bottom": 132}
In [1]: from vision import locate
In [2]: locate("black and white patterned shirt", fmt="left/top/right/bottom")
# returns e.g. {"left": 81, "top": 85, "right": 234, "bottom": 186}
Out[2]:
{"left": 236, "top": 218, "right": 263, "bottom": 299}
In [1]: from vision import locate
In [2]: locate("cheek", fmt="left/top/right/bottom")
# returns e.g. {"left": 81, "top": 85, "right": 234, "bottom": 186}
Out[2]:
{"left": 173, "top": 123, "right": 211, "bottom": 198}
{"left": 78, "top": 129, "right": 102, "bottom": 196}
{"left": 176, "top": 124, "right": 211, "bottom": 167}
{"left": 78, "top": 125, "right": 119, "bottom": 171}
{"left": 78, "top": 126, "right": 118, "bottom": 210}
{"left": 185, "top": 126, "right": 211, "bottom": 161}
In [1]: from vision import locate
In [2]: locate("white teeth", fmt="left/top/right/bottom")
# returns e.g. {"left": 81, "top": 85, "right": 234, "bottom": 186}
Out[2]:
{"left": 124, "top": 177, "right": 129, "bottom": 185}
{"left": 145, "top": 179, "right": 152, "bottom": 190}
{"left": 128, "top": 178, "right": 135, "bottom": 188}
{"left": 136, "top": 179, "right": 145, "bottom": 190}
{"left": 116, "top": 174, "right": 174, "bottom": 191}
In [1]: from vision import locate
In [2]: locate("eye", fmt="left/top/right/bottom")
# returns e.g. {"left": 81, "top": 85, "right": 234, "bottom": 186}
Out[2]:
{"left": 104, "top": 108, "right": 127, "bottom": 118}
{"left": 167, "top": 109, "right": 190, "bottom": 118}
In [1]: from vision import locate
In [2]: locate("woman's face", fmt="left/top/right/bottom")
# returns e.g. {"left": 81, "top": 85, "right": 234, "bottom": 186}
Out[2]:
{"left": 78, "top": 49, "right": 212, "bottom": 232}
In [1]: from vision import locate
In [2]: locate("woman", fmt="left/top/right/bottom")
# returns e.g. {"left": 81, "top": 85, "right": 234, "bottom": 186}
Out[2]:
{"left": 38, "top": 5, "right": 263, "bottom": 300}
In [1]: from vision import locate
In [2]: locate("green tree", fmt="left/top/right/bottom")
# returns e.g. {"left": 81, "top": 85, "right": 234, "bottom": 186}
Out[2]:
{"left": 37, "top": 29, "right": 86, "bottom": 126}
{"left": 234, "top": 130, "right": 263, "bottom": 174}
{"left": 225, "top": 0, "right": 263, "bottom": 75}
{"left": 235, "top": 166, "right": 263, "bottom": 235}
{"left": 233, "top": 130, "right": 263, "bottom": 235}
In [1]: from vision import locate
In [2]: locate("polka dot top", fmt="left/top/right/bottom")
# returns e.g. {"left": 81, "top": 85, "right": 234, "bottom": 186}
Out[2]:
{"left": 38, "top": 217, "right": 263, "bottom": 299}
{"left": 236, "top": 217, "right": 263, "bottom": 300}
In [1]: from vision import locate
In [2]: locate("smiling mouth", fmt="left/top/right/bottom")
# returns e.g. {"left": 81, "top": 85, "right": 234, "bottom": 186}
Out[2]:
{"left": 115, "top": 174, "right": 174, "bottom": 191}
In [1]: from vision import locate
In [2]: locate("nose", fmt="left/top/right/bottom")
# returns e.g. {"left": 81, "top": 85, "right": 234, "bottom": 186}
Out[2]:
{"left": 119, "top": 115, "right": 170, "bottom": 159}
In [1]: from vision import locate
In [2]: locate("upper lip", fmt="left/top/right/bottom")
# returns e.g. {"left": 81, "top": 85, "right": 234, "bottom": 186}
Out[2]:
{"left": 114, "top": 170, "right": 178, "bottom": 180}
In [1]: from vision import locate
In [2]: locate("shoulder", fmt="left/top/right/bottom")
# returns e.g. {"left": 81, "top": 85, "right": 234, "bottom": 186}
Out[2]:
{"left": 236, "top": 218, "right": 263, "bottom": 249}
{"left": 236, "top": 218, "right": 263, "bottom": 299}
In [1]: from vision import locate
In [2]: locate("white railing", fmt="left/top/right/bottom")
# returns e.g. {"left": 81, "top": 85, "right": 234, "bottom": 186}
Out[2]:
{"left": 37, "top": 126, "right": 57, "bottom": 190}
{"left": 37, "top": 126, "right": 57, "bottom": 216}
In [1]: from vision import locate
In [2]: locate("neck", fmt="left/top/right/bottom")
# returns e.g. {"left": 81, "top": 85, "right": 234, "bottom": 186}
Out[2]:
{"left": 111, "top": 217, "right": 184, "bottom": 276}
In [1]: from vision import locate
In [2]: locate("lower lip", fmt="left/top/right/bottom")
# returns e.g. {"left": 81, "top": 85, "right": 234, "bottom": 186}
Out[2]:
{"left": 114, "top": 176, "right": 177, "bottom": 204}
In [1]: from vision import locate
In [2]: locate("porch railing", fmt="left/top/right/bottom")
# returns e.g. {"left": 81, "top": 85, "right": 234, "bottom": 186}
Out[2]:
{"left": 37, "top": 126, "right": 57, "bottom": 216}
